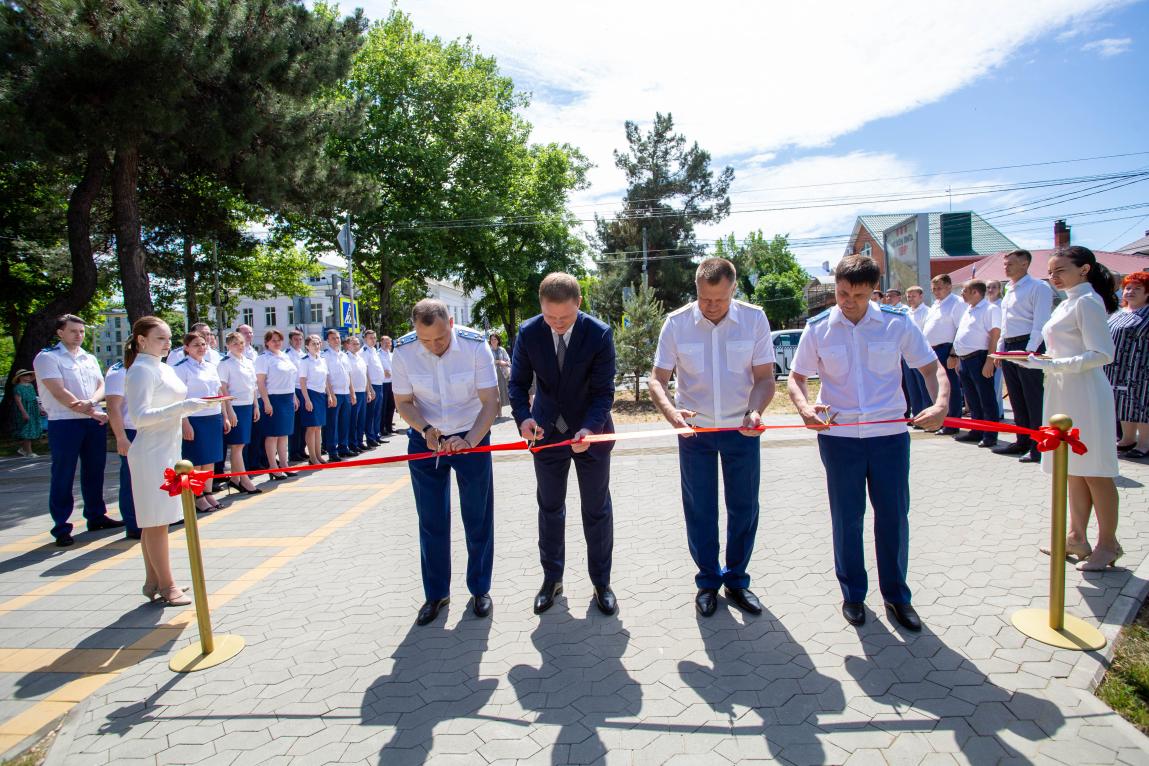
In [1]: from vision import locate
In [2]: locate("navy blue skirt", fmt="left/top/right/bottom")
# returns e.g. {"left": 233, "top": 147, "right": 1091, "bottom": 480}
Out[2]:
{"left": 301, "top": 391, "right": 327, "bottom": 427}
{"left": 262, "top": 393, "right": 295, "bottom": 437}
{"left": 224, "top": 404, "right": 254, "bottom": 446}
{"left": 183, "top": 413, "right": 224, "bottom": 466}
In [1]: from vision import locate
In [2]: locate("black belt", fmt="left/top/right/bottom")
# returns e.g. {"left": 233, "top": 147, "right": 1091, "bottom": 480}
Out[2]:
{"left": 958, "top": 350, "right": 986, "bottom": 361}
{"left": 1003, "top": 334, "right": 1030, "bottom": 344}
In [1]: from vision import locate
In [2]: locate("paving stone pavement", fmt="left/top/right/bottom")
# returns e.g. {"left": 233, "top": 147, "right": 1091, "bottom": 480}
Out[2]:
{"left": 2, "top": 415, "right": 1148, "bottom": 765}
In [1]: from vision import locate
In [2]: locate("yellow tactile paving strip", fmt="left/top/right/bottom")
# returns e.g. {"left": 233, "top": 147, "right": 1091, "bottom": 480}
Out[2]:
{"left": 0, "top": 477, "right": 408, "bottom": 754}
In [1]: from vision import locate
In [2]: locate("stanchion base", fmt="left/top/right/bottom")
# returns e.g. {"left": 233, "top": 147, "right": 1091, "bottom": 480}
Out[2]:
{"left": 169, "top": 634, "right": 245, "bottom": 672}
{"left": 1011, "top": 609, "right": 1106, "bottom": 651}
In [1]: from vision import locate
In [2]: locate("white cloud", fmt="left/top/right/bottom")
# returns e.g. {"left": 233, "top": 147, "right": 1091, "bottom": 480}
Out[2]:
{"left": 1081, "top": 36, "right": 1133, "bottom": 56}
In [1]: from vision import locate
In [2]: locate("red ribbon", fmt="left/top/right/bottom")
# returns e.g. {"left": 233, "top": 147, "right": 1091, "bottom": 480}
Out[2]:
{"left": 941, "top": 418, "right": 1087, "bottom": 455}
{"left": 160, "top": 467, "right": 212, "bottom": 497}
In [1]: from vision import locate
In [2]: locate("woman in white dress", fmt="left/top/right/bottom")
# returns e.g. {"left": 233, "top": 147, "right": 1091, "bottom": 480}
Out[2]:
{"left": 124, "top": 317, "right": 219, "bottom": 605}
{"left": 1025, "top": 246, "right": 1121, "bottom": 571}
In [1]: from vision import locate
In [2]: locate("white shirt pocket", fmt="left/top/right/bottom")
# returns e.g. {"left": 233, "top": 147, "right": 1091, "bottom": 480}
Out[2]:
{"left": 448, "top": 371, "right": 473, "bottom": 402}
{"left": 677, "top": 342, "right": 705, "bottom": 375}
{"left": 725, "top": 340, "right": 754, "bottom": 373}
{"left": 820, "top": 345, "right": 849, "bottom": 378}
{"left": 866, "top": 342, "right": 899, "bottom": 374}
{"left": 409, "top": 374, "right": 435, "bottom": 401}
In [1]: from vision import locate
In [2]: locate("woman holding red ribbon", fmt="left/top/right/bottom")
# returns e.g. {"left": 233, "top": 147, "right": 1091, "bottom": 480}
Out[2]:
{"left": 124, "top": 317, "right": 219, "bottom": 606}
{"left": 1108, "top": 272, "right": 1149, "bottom": 460}
{"left": 1020, "top": 246, "right": 1121, "bottom": 570}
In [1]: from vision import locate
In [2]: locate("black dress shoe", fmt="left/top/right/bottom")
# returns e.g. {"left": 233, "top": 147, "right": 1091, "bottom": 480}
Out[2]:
{"left": 1019, "top": 453, "right": 1040, "bottom": 464}
{"left": 534, "top": 581, "right": 562, "bottom": 614}
{"left": 724, "top": 586, "right": 763, "bottom": 615}
{"left": 954, "top": 433, "right": 981, "bottom": 443}
{"left": 87, "top": 516, "right": 126, "bottom": 531}
{"left": 885, "top": 602, "right": 922, "bottom": 632}
{"left": 55, "top": 534, "right": 74, "bottom": 547}
{"left": 977, "top": 439, "right": 997, "bottom": 448}
{"left": 472, "top": 593, "right": 492, "bottom": 618}
{"left": 842, "top": 601, "right": 865, "bottom": 626}
{"left": 695, "top": 588, "right": 719, "bottom": 617}
{"left": 338, "top": 450, "right": 354, "bottom": 458}
{"left": 993, "top": 442, "right": 1028, "bottom": 455}
{"left": 594, "top": 586, "right": 617, "bottom": 615}
{"left": 416, "top": 597, "right": 449, "bottom": 626}
{"left": 936, "top": 427, "right": 960, "bottom": 436}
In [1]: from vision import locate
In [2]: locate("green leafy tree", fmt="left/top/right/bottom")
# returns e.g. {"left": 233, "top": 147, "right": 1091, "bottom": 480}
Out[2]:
{"left": 595, "top": 113, "right": 733, "bottom": 321}
{"left": 716, "top": 231, "right": 808, "bottom": 327}
{"left": 614, "top": 284, "right": 665, "bottom": 401}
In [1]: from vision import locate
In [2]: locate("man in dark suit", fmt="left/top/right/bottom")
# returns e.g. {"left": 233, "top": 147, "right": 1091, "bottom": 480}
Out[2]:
{"left": 510, "top": 272, "right": 618, "bottom": 616}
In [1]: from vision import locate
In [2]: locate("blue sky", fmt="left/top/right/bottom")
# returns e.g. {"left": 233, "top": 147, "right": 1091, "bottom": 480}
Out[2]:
{"left": 360, "top": 0, "right": 1147, "bottom": 269}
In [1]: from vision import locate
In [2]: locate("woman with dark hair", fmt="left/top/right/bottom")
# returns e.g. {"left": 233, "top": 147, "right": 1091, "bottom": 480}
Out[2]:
{"left": 173, "top": 332, "right": 229, "bottom": 511}
{"left": 255, "top": 329, "right": 299, "bottom": 480}
{"left": 299, "top": 334, "right": 335, "bottom": 465}
{"left": 1108, "top": 271, "right": 1149, "bottom": 459}
{"left": 1015, "top": 246, "right": 1121, "bottom": 570}
{"left": 124, "top": 317, "right": 220, "bottom": 605}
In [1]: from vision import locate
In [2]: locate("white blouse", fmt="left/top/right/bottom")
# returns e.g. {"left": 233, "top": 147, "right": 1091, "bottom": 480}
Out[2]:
{"left": 173, "top": 356, "right": 222, "bottom": 418}
{"left": 255, "top": 351, "right": 298, "bottom": 395}
{"left": 217, "top": 353, "right": 258, "bottom": 406}
{"left": 299, "top": 354, "right": 330, "bottom": 394}
{"left": 348, "top": 351, "right": 368, "bottom": 392}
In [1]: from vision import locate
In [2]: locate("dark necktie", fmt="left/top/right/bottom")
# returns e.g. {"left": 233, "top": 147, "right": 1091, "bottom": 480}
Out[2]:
{"left": 556, "top": 333, "right": 568, "bottom": 433}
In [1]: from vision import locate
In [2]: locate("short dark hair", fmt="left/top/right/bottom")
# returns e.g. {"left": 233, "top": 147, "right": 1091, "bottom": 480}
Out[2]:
{"left": 1007, "top": 249, "right": 1032, "bottom": 264}
{"left": 288, "top": 329, "right": 303, "bottom": 340}
{"left": 695, "top": 258, "right": 736, "bottom": 285}
{"left": 834, "top": 255, "right": 881, "bottom": 286}
{"left": 964, "top": 279, "right": 987, "bottom": 296}
{"left": 264, "top": 329, "right": 284, "bottom": 344}
{"left": 55, "top": 314, "right": 85, "bottom": 330}
{"left": 326, "top": 328, "right": 340, "bottom": 339}
{"left": 190, "top": 322, "right": 211, "bottom": 334}
{"left": 931, "top": 274, "right": 952, "bottom": 287}
{"left": 539, "top": 272, "right": 581, "bottom": 303}
{"left": 411, "top": 299, "right": 450, "bottom": 326}
{"left": 885, "top": 287, "right": 902, "bottom": 296}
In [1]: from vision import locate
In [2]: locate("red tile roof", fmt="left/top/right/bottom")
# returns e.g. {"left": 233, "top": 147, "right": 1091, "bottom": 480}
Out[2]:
{"left": 946, "top": 249, "right": 1149, "bottom": 283}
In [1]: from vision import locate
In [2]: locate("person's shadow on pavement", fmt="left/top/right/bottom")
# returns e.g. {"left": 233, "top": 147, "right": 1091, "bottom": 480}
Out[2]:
{"left": 678, "top": 606, "right": 846, "bottom": 764}
{"left": 510, "top": 604, "right": 641, "bottom": 765}
{"left": 362, "top": 609, "right": 495, "bottom": 766}
{"left": 843, "top": 620, "right": 1066, "bottom": 761}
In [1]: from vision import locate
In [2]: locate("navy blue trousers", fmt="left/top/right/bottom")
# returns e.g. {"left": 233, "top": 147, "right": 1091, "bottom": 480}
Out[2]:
{"left": 533, "top": 440, "right": 613, "bottom": 587}
{"left": 367, "top": 383, "right": 384, "bottom": 441}
{"left": 931, "top": 343, "right": 964, "bottom": 418}
{"left": 119, "top": 429, "right": 140, "bottom": 536}
{"left": 407, "top": 430, "right": 494, "bottom": 601}
{"left": 957, "top": 350, "right": 999, "bottom": 443}
{"left": 244, "top": 410, "right": 267, "bottom": 470}
{"left": 350, "top": 390, "right": 367, "bottom": 448}
{"left": 677, "top": 430, "right": 760, "bottom": 590}
{"left": 46, "top": 418, "right": 109, "bottom": 539}
{"left": 323, "top": 393, "right": 350, "bottom": 453}
{"left": 381, "top": 382, "right": 395, "bottom": 434}
{"left": 902, "top": 361, "right": 930, "bottom": 417}
{"left": 817, "top": 432, "right": 912, "bottom": 605}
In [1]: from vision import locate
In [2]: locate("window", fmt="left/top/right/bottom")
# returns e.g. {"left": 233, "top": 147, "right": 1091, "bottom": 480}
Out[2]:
{"left": 265, "top": 306, "right": 277, "bottom": 326}
{"left": 862, "top": 242, "right": 872, "bottom": 259}
{"left": 115, "top": 330, "right": 122, "bottom": 342}
{"left": 309, "top": 303, "right": 324, "bottom": 323}
{"left": 242, "top": 308, "right": 254, "bottom": 327}
{"left": 114, "top": 317, "right": 122, "bottom": 328}
{"left": 287, "top": 304, "right": 296, "bottom": 325}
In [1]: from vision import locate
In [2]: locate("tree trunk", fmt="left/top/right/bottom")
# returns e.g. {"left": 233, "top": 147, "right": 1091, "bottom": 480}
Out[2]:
{"left": 2, "top": 151, "right": 107, "bottom": 431}
{"left": 112, "top": 145, "right": 153, "bottom": 322}
{"left": 182, "top": 237, "right": 198, "bottom": 324}
{"left": 378, "top": 246, "right": 393, "bottom": 335}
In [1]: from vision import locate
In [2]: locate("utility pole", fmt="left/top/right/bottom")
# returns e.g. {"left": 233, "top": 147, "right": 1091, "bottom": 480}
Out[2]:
{"left": 212, "top": 242, "right": 222, "bottom": 346}
{"left": 641, "top": 225, "right": 649, "bottom": 290}
{"left": 346, "top": 211, "right": 355, "bottom": 322}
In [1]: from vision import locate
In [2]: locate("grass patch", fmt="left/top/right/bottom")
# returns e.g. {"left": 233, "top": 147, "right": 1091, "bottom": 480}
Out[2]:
{"left": 1097, "top": 597, "right": 1149, "bottom": 734}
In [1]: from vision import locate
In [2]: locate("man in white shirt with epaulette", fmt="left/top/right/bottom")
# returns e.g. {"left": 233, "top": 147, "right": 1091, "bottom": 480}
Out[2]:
{"left": 362, "top": 330, "right": 388, "bottom": 446}
{"left": 902, "top": 286, "right": 932, "bottom": 420}
{"left": 380, "top": 335, "right": 396, "bottom": 435}
{"left": 32, "top": 314, "right": 124, "bottom": 546}
{"left": 286, "top": 329, "right": 307, "bottom": 461}
{"left": 993, "top": 249, "right": 1055, "bottom": 463}
{"left": 949, "top": 279, "right": 1003, "bottom": 448}
{"left": 321, "top": 328, "right": 354, "bottom": 458}
{"left": 788, "top": 255, "right": 949, "bottom": 631}
{"left": 392, "top": 299, "right": 500, "bottom": 626}
{"left": 648, "top": 258, "right": 776, "bottom": 619}
{"left": 921, "top": 274, "right": 967, "bottom": 433}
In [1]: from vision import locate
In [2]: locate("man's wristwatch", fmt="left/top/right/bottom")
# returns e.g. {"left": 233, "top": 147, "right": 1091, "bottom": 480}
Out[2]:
{"left": 744, "top": 409, "right": 758, "bottom": 419}
{"left": 421, "top": 424, "right": 434, "bottom": 434}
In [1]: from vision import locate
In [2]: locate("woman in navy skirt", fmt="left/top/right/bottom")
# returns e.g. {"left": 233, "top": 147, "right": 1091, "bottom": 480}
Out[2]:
{"left": 173, "top": 332, "right": 229, "bottom": 511}
{"left": 255, "top": 330, "right": 299, "bottom": 481}
{"left": 299, "top": 334, "right": 335, "bottom": 465}
{"left": 217, "top": 332, "right": 262, "bottom": 495}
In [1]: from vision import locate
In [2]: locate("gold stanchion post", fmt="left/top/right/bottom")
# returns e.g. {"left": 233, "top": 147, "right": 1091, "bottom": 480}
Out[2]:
{"left": 1011, "top": 415, "right": 1106, "bottom": 650}
{"left": 169, "top": 460, "right": 245, "bottom": 672}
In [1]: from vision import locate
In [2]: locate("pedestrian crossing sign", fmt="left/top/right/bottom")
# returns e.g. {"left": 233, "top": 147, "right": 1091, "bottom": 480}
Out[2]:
{"left": 338, "top": 297, "right": 360, "bottom": 333}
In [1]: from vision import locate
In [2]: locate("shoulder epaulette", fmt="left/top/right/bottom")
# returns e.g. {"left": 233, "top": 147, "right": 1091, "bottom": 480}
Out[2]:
{"left": 41, "top": 343, "right": 59, "bottom": 352}
{"left": 454, "top": 326, "right": 484, "bottom": 342}
{"left": 880, "top": 304, "right": 909, "bottom": 316}
{"left": 808, "top": 308, "right": 831, "bottom": 324}
{"left": 109, "top": 361, "right": 123, "bottom": 371}
{"left": 394, "top": 331, "right": 418, "bottom": 348}
{"left": 174, "top": 358, "right": 189, "bottom": 366}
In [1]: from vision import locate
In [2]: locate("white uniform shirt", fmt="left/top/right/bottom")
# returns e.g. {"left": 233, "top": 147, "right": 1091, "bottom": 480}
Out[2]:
{"left": 216, "top": 353, "right": 257, "bottom": 406}
{"left": 103, "top": 362, "right": 135, "bottom": 430}
{"left": 652, "top": 299, "right": 776, "bottom": 428}
{"left": 286, "top": 345, "right": 306, "bottom": 371}
{"left": 167, "top": 345, "right": 221, "bottom": 366}
{"left": 165, "top": 346, "right": 185, "bottom": 367}
{"left": 348, "top": 350, "right": 369, "bottom": 392}
{"left": 363, "top": 345, "right": 386, "bottom": 385}
{"left": 908, "top": 303, "right": 929, "bottom": 330}
{"left": 243, "top": 346, "right": 258, "bottom": 362}
{"left": 791, "top": 303, "right": 937, "bottom": 438}
{"left": 391, "top": 325, "right": 498, "bottom": 435}
{"left": 999, "top": 274, "right": 1055, "bottom": 352}
{"left": 953, "top": 300, "right": 1002, "bottom": 357}
{"left": 254, "top": 351, "right": 298, "bottom": 395}
{"left": 379, "top": 347, "right": 393, "bottom": 379}
{"left": 299, "top": 354, "right": 330, "bottom": 394}
{"left": 173, "top": 356, "right": 222, "bottom": 418}
{"left": 322, "top": 346, "right": 352, "bottom": 395}
{"left": 922, "top": 292, "right": 966, "bottom": 346}
{"left": 33, "top": 344, "right": 104, "bottom": 421}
